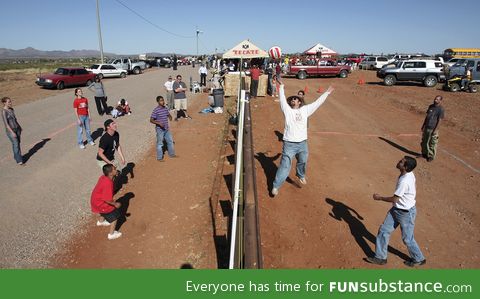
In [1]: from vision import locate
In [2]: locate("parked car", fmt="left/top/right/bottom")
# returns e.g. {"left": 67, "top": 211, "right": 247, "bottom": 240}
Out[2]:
{"left": 445, "top": 58, "right": 466, "bottom": 67}
{"left": 376, "top": 59, "right": 445, "bottom": 87}
{"left": 86, "top": 64, "right": 127, "bottom": 79}
{"left": 36, "top": 67, "right": 95, "bottom": 90}
{"left": 107, "top": 58, "right": 146, "bottom": 74}
{"left": 359, "top": 56, "right": 393, "bottom": 70}
{"left": 287, "top": 59, "right": 351, "bottom": 79}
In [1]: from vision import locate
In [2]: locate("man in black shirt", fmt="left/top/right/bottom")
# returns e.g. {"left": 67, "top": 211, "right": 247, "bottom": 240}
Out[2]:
{"left": 420, "top": 95, "right": 444, "bottom": 162}
{"left": 97, "top": 119, "right": 126, "bottom": 169}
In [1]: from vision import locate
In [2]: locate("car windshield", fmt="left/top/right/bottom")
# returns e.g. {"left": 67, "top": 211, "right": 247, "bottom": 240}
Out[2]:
{"left": 54, "top": 68, "right": 68, "bottom": 75}
{"left": 452, "top": 59, "right": 466, "bottom": 67}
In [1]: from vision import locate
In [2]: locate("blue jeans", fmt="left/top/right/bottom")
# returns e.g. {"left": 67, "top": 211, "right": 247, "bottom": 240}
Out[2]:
{"left": 273, "top": 140, "right": 308, "bottom": 189}
{"left": 156, "top": 127, "right": 175, "bottom": 160}
{"left": 6, "top": 129, "right": 22, "bottom": 163}
{"left": 375, "top": 206, "right": 425, "bottom": 262}
{"left": 77, "top": 115, "right": 93, "bottom": 145}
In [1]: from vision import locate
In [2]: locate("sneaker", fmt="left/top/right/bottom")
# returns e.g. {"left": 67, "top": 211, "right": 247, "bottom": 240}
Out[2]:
{"left": 404, "top": 259, "right": 426, "bottom": 267}
{"left": 271, "top": 187, "right": 279, "bottom": 196}
{"left": 157, "top": 159, "right": 165, "bottom": 162}
{"left": 96, "top": 220, "right": 110, "bottom": 226}
{"left": 186, "top": 116, "right": 192, "bottom": 119}
{"left": 128, "top": 112, "right": 131, "bottom": 115}
{"left": 89, "top": 141, "right": 95, "bottom": 146}
{"left": 426, "top": 157, "right": 434, "bottom": 162}
{"left": 17, "top": 162, "right": 25, "bottom": 166}
{"left": 107, "top": 231, "right": 122, "bottom": 240}
{"left": 366, "top": 257, "right": 387, "bottom": 265}
{"left": 79, "top": 144, "right": 86, "bottom": 149}
{"left": 299, "top": 177, "right": 307, "bottom": 185}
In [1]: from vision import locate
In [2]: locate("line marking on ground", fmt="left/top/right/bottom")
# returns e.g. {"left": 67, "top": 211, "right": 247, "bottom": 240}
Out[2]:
{"left": 441, "top": 149, "right": 480, "bottom": 174}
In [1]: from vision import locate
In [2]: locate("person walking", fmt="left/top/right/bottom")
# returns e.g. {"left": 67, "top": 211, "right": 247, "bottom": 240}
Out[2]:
{"left": 1, "top": 97, "right": 23, "bottom": 165}
{"left": 164, "top": 76, "right": 175, "bottom": 110}
{"left": 366, "top": 156, "right": 426, "bottom": 267}
{"left": 199, "top": 64, "right": 208, "bottom": 87}
{"left": 420, "top": 95, "right": 444, "bottom": 162}
{"left": 271, "top": 81, "right": 334, "bottom": 196}
{"left": 150, "top": 96, "right": 176, "bottom": 161}
{"left": 172, "top": 75, "right": 191, "bottom": 120}
{"left": 73, "top": 88, "right": 94, "bottom": 149}
{"left": 96, "top": 119, "right": 126, "bottom": 170}
{"left": 90, "top": 163, "right": 122, "bottom": 240}
{"left": 88, "top": 76, "right": 108, "bottom": 116}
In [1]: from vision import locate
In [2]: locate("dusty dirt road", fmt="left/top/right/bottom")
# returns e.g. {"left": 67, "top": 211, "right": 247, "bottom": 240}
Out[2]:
{"left": 2, "top": 68, "right": 479, "bottom": 268}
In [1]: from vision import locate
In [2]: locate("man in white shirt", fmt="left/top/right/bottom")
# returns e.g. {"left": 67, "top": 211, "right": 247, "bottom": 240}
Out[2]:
{"left": 198, "top": 64, "right": 208, "bottom": 87}
{"left": 271, "top": 81, "right": 334, "bottom": 196}
{"left": 164, "top": 76, "right": 174, "bottom": 110}
{"left": 366, "top": 156, "right": 426, "bottom": 267}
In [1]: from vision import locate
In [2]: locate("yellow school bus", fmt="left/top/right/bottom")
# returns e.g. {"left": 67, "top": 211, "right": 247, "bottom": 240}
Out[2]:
{"left": 443, "top": 48, "right": 480, "bottom": 60}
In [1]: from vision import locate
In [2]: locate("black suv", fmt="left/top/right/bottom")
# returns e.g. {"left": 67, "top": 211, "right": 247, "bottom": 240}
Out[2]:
{"left": 377, "top": 60, "right": 445, "bottom": 87}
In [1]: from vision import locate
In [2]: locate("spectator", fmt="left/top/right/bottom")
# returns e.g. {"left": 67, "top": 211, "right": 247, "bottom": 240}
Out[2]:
{"left": 90, "top": 163, "right": 122, "bottom": 240}
{"left": 420, "top": 95, "right": 444, "bottom": 162}
{"left": 164, "top": 76, "right": 175, "bottom": 110}
{"left": 87, "top": 76, "right": 108, "bottom": 116}
{"left": 150, "top": 96, "right": 176, "bottom": 161}
{"left": 172, "top": 75, "right": 192, "bottom": 120}
{"left": 73, "top": 88, "right": 94, "bottom": 149}
{"left": 275, "top": 61, "right": 282, "bottom": 80}
{"left": 199, "top": 64, "right": 208, "bottom": 87}
{"left": 271, "top": 81, "right": 334, "bottom": 196}
{"left": 1, "top": 96, "right": 23, "bottom": 165}
{"left": 96, "top": 119, "right": 126, "bottom": 170}
{"left": 271, "top": 74, "right": 279, "bottom": 98}
{"left": 249, "top": 64, "right": 262, "bottom": 98}
{"left": 111, "top": 99, "right": 131, "bottom": 118}
{"left": 366, "top": 156, "right": 426, "bottom": 267}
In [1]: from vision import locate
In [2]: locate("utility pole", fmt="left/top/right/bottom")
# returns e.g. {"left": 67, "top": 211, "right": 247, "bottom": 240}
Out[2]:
{"left": 96, "top": 0, "right": 105, "bottom": 63}
{"left": 196, "top": 26, "right": 203, "bottom": 57}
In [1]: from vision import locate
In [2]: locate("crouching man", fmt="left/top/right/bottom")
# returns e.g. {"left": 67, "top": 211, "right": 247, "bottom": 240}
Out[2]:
{"left": 90, "top": 164, "right": 122, "bottom": 240}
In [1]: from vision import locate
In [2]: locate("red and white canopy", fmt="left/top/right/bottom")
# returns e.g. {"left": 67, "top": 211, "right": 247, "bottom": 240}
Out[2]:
{"left": 223, "top": 39, "right": 269, "bottom": 59}
{"left": 304, "top": 43, "right": 337, "bottom": 57}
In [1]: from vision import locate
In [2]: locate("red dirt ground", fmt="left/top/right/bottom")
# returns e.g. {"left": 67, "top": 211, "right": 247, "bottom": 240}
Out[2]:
{"left": 46, "top": 70, "right": 479, "bottom": 269}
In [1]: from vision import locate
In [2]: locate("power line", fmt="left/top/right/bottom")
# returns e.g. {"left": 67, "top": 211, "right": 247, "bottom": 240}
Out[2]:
{"left": 114, "top": 0, "right": 195, "bottom": 38}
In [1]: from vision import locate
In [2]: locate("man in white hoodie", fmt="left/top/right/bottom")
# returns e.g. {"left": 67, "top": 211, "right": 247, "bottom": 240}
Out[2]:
{"left": 271, "top": 82, "right": 334, "bottom": 196}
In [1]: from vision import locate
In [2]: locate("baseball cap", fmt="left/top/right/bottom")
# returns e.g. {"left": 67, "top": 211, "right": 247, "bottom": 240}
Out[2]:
{"left": 104, "top": 119, "right": 114, "bottom": 129}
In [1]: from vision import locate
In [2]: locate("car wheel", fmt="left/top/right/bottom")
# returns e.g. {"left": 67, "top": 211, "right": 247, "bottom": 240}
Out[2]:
{"left": 86, "top": 79, "right": 93, "bottom": 86}
{"left": 469, "top": 84, "right": 478, "bottom": 93}
{"left": 120, "top": 72, "right": 126, "bottom": 78}
{"left": 424, "top": 75, "right": 437, "bottom": 87}
{"left": 297, "top": 71, "right": 307, "bottom": 80}
{"left": 97, "top": 73, "right": 104, "bottom": 80}
{"left": 339, "top": 70, "right": 348, "bottom": 78}
{"left": 56, "top": 81, "right": 64, "bottom": 90}
{"left": 449, "top": 83, "right": 460, "bottom": 92}
{"left": 384, "top": 75, "right": 396, "bottom": 86}
{"left": 133, "top": 67, "right": 140, "bottom": 75}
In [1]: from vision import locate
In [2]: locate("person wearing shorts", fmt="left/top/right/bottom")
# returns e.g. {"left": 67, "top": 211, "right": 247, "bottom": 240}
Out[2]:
{"left": 90, "top": 164, "right": 122, "bottom": 240}
{"left": 172, "top": 75, "right": 191, "bottom": 120}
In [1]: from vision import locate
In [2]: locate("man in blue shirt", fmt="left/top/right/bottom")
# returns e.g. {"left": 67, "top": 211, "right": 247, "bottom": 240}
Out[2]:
{"left": 150, "top": 96, "right": 176, "bottom": 161}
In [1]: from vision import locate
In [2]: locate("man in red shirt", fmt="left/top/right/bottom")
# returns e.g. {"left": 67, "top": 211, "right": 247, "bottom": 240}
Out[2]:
{"left": 249, "top": 64, "right": 262, "bottom": 98}
{"left": 73, "top": 88, "right": 94, "bottom": 149}
{"left": 90, "top": 164, "right": 122, "bottom": 240}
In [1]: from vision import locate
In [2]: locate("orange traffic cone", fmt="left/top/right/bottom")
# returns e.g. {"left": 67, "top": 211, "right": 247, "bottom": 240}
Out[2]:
{"left": 304, "top": 85, "right": 309, "bottom": 94}
{"left": 357, "top": 77, "right": 365, "bottom": 85}
{"left": 316, "top": 86, "right": 324, "bottom": 93}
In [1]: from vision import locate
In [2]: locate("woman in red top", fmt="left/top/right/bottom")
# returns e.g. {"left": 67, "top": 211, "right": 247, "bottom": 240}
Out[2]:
{"left": 73, "top": 88, "right": 94, "bottom": 149}
{"left": 91, "top": 164, "right": 122, "bottom": 240}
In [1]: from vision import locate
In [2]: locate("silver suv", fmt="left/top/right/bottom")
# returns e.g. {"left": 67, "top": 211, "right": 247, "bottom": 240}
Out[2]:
{"left": 376, "top": 59, "right": 445, "bottom": 87}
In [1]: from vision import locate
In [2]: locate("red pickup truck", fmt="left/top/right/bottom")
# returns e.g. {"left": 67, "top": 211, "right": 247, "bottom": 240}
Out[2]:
{"left": 287, "top": 59, "right": 351, "bottom": 80}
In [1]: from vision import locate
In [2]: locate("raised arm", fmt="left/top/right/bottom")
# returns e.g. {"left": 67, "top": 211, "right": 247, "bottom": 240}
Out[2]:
{"left": 305, "top": 86, "right": 334, "bottom": 116}
{"left": 278, "top": 82, "right": 289, "bottom": 112}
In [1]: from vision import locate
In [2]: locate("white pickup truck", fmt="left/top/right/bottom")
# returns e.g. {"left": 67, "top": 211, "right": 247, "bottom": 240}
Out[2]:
{"left": 107, "top": 58, "right": 146, "bottom": 75}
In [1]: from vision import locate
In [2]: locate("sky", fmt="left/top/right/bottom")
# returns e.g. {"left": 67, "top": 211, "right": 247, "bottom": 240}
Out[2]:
{"left": 0, "top": 0, "right": 478, "bottom": 56}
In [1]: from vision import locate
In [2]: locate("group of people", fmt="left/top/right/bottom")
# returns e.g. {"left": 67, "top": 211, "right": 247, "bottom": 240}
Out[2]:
{"left": 272, "top": 79, "right": 444, "bottom": 267}
{"left": 2, "top": 62, "right": 445, "bottom": 254}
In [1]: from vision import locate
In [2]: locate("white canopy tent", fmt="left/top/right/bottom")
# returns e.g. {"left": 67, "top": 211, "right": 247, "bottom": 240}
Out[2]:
{"left": 304, "top": 43, "right": 337, "bottom": 57}
{"left": 222, "top": 39, "right": 269, "bottom": 59}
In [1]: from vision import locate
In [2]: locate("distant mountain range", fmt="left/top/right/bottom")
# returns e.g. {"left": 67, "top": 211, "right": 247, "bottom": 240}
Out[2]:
{"left": 0, "top": 47, "right": 185, "bottom": 59}
{"left": 0, "top": 47, "right": 117, "bottom": 59}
